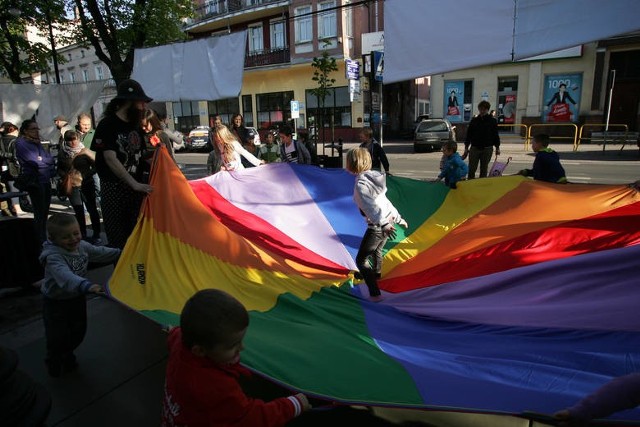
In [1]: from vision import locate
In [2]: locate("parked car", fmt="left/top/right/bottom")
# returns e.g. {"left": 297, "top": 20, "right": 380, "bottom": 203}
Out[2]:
{"left": 414, "top": 119, "right": 456, "bottom": 153}
{"left": 185, "top": 126, "right": 211, "bottom": 152}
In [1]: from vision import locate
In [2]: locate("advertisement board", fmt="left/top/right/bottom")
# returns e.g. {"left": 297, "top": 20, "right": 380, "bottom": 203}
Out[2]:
{"left": 542, "top": 73, "right": 582, "bottom": 123}
{"left": 443, "top": 81, "right": 464, "bottom": 123}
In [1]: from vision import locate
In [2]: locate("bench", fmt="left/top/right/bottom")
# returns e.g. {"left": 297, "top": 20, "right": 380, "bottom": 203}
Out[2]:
{"left": 590, "top": 131, "right": 639, "bottom": 152}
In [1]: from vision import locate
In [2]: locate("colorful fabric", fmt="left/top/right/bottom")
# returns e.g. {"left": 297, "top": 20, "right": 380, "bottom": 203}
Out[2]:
{"left": 110, "top": 147, "right": 640, "bottom": 422}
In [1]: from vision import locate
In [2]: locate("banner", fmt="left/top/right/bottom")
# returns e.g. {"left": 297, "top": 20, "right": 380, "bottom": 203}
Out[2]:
{"left": 443, "top": 81, "right": 464, "bottom": 123}
{"left": 131, "top": 31, "right": 247, "bottom": 101}
{"left": 542, "top": 73, "right": 582, "bottom": 123}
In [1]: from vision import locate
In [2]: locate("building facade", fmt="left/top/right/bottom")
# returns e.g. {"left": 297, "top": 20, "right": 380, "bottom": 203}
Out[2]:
{"left": 429, "top": 33, "right": 640, "bottom": 140}
{"left": 179, "top": 0, "right": 421, "bottom": 142}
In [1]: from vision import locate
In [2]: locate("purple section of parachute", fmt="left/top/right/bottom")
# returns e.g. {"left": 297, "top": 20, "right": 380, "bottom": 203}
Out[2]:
{"left": 380, "top": 244, "right": 640, "bottom": 332}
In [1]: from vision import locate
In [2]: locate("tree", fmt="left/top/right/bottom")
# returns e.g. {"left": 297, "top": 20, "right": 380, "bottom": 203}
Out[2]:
{"left": 310, "top": 47, "right": 337, "bottom": 147}
{"left": 73, "top": 0, "right": 193, "bottom": 84}
{"left": 0, "top": 0, "right": 70, "bottom": 83}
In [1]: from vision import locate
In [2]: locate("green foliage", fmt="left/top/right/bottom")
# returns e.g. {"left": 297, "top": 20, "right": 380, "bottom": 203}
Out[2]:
{"left": 74, "top": 0, "right": 193, "bottom": 83}
{"left": 0, "top": 0, "right": 71, "bottom": 83}
{"left": 310, "top": 47, "right": 338, "bottom": 143}
{"left": 310, "top": 49, "right": 338, "bottom": 107}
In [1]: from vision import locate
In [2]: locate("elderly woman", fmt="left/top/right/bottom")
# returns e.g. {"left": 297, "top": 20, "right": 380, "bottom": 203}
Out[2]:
{"left": 15, "top": 119, "right": 55, "bottom": 242}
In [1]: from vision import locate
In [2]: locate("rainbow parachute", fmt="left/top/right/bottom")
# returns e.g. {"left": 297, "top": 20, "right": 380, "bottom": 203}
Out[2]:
{"left": 110, "top": 148, "right": 640, "bottom": 421}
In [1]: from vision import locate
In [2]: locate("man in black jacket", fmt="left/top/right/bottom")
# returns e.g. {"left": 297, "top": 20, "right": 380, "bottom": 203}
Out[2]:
{"left": 462, "top": 101, "right": 500, "bottom": 179}
{"left": 358, "top": 127, "right": 390, "bottom": 174}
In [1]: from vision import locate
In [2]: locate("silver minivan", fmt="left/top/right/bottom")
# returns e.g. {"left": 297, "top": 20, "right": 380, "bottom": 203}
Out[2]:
{"left": 413, "top": 119, "right": 456, "bottom": 152}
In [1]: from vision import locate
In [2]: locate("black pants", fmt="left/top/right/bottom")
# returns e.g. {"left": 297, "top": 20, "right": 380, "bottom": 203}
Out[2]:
{"left": 100, "top": 180, "right": 143, "bottom": 249}
{"left": 42, "top": 296, "right": 87, "bottom": 366}
{"left": 26, "top": 182, "right": 51, "bottom": 243}
{"left": 355, "top": 225, "right": 388, "bottom": 297}
{"left": 68, "top": 186, "right": 87, "bottom": 237}
{"left": 81, "top": 175, "right": 101, "bottom": 237}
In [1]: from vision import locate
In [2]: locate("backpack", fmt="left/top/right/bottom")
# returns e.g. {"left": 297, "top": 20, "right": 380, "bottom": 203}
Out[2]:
{"left": 0, "top": 136, "right": 20, "bottom": 178}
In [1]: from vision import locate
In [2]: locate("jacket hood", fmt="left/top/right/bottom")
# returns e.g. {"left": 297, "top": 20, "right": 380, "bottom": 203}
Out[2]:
{"left": 39, "top": 240, "right": 71, "bottom": 263}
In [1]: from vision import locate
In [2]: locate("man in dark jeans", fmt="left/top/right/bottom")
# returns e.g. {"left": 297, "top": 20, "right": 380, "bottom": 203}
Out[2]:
{"left": 462, "top": 100, "right": 500, "bottom": 179}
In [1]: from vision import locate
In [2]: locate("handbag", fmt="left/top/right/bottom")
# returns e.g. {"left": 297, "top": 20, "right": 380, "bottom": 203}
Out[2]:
{"left": 60, "top": 172, "right": 74, "bottom": 196}
{"left": 14, "top": 173, "right": 38, "bottom": 191}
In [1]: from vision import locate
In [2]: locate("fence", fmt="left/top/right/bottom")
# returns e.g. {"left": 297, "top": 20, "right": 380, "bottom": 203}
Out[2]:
{"left": 493, "top": 123, "right": 636, "bottom": 152}
{"left": 498, "top": 124, "right": 530, "bottom": 150}
{"left": 528, "top": 123, "right": 579, "bottom": 151}
{"left": 577, "top": 124, "right": 637, "bottom": 152}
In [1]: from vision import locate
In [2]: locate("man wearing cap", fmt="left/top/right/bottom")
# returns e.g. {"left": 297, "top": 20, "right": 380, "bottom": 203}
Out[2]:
{"left": 53, "top": 115, "right": 71, "bottom": 149}
{"left": 92, "top": 78, "right": 154, "bottom": 249}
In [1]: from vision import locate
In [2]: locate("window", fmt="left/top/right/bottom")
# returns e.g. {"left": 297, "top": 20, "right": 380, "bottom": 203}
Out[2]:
{"left": 207, "top": 97, "right": 240, "bottom": 128}
{"left": 82, "top": 69, "right": 89, "bottom": 82}
{"left": 256, "top": 91, "right": 294, "bottom": 129}
{"left": 67, "top": 53, "right": 72, "bottom": 61}
{"left": 172, "top": 101, "right": 200, "bottom": 134}
{"left": 305, "top": 86, "right": 351, "bottom": 128}
{"left": 205, "top": 0, "right": 221, "bottom": 14}
{"left": 248, "top": 25, "right": 263, "bottom": 53}
{"left": 95, "top": 65, "right": 104, "bottom": 80}
{"left": 318, "top": 1, "right": 337, "bottom": 39}
{"left": 69, "top": 72, "right": 76, "bottom": 83}
{"left": 497, "top": 76, "right": 518, "bottom": 125}
{"left": 242, "top": 95, "right": 254, "bottom": 127}
{"left": 81, "top": 50, "right": 85, "bottom": 58}
{"left": 59, "top": 74, "right": 65, "bottom": 83}
{"left": 344, "top": 3, "right": 353, "bottom": 38}
{"left": 294, "top": 6, "right": 312, "bottom": 43}
{"left": 270, "top": 19, "right": 285, "bottom": 49}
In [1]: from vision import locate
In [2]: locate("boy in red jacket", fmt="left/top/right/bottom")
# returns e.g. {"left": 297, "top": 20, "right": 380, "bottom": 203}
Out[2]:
{"left": 162, "top": 289, "right": 310, "bottom": 427}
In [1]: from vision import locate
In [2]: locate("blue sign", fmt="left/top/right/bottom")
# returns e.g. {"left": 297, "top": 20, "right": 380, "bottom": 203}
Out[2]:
{"left": 346, "top": 59, "right": 360, "bottom": 80}
{"left": 372, "top": 51, "right": 384, "bottom": 82}
{"left": 443, "top": 81, "right": 464, "bottom": 123}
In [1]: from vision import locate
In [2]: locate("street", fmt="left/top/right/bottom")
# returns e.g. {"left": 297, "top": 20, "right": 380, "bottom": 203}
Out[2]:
{"left": 176, "top": 140, "right": 639, "bottom": 184}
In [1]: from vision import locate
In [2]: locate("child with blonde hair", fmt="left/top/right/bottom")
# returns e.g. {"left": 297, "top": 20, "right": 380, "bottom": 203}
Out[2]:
{"left": 210, "top": 125, "right": 262, "bottom": 172}
{"left": 346, "top": 148, "right": 407, "bottom": 301}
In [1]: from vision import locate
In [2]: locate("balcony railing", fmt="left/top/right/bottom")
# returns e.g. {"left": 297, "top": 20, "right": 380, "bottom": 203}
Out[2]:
{"left": 194, "top": 0, "right": 283, "bottom": 22}
{"left": 245, "top": 47, "right": 290, "bottom": 68}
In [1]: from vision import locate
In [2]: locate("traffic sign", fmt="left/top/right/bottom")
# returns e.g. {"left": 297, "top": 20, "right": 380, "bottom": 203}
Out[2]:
{"left": 290, "top": 100, "right": 300, "bottom": 119}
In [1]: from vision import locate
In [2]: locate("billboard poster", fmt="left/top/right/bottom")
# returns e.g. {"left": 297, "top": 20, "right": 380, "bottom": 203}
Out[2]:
{"left": 542, "top": 73, "right": 582, "bottom": 123}
{"left": 443, "top": 81, "right": 464, "bottom": 123}
{"left": 502, "top": 94, "right": 517, "bottom": 124}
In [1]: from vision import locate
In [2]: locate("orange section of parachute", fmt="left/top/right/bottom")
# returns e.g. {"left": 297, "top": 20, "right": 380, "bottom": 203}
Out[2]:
{"left": 386, "top": 179, "right": 640, "bottom": 280}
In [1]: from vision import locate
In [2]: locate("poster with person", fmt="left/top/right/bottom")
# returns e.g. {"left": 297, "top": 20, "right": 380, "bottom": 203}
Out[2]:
{"left": 443, "top": 81, "right": 464, "bottom": 123}
{"left": 542, "top": 74, "right": 582, "bottom": 123}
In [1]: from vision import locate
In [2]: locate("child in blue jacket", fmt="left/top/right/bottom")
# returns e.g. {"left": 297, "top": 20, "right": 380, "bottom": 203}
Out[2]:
{"left": 437, "top": 141, "right": 468, "bottom": 189}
